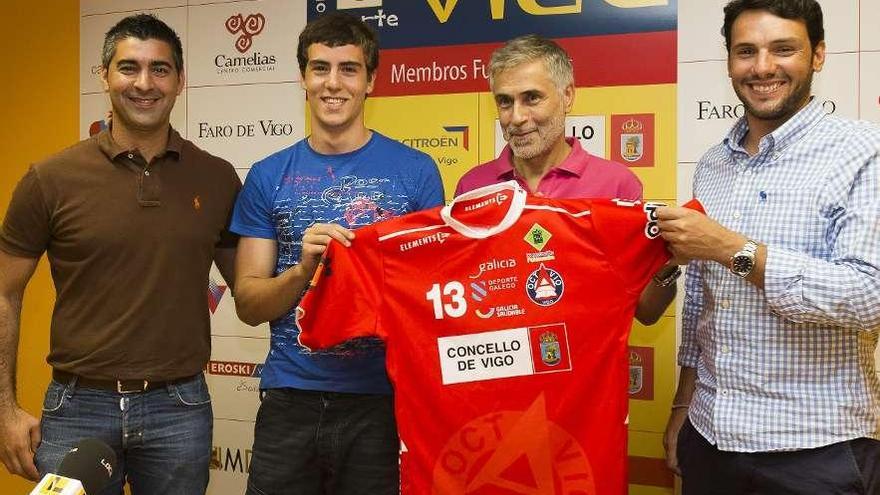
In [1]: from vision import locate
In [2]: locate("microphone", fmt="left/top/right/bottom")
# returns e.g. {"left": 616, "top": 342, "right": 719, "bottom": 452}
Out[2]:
{"left": 30, "top": 438, "right": 116, "bottom": 495}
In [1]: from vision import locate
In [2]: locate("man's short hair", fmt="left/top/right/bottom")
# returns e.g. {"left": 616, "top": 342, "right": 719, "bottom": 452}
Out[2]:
{"left": 488, "top": 35, "right": 574, "bottom": 93}
{"left": 722, "top": 0, "right": 824, "bottom": 52}
{"left": 102, "top": 14, "right": 184, "bottom": 72}
{"left": 297, "top": 12, "right": 379, "bottom": 77}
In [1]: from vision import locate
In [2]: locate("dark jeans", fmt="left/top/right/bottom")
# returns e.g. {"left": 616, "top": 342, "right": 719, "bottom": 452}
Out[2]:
{"left": 678, "top": 418, "right": 880, "bottom": 495}
{"left": 35, "top": 374, "right": 212, "bottom": 495}
{"left": 246, "top": 388, "right": 399, "bottom": 495}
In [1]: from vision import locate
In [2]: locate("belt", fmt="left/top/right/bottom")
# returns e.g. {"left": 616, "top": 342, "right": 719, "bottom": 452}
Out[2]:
{"left": 52, "top": 370, "right": 190, "bottom": 394}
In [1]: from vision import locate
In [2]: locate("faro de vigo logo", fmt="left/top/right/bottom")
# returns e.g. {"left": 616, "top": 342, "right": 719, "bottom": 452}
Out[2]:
{"left": 225, "top": 13, "right": 266, "bottom": 53}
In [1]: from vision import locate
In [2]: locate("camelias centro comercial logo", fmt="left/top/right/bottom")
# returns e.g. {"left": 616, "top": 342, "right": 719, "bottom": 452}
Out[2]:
{"left": 216, "top": 14, "right": 276, "bottom": 74}
{"left": 225, "top": 13, "right": 266, "bottom": 53}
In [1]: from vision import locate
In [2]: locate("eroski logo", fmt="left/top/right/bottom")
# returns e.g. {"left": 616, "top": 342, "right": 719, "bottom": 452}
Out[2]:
{"left": 469, "top": 258, "right": 516, "bottom": 279}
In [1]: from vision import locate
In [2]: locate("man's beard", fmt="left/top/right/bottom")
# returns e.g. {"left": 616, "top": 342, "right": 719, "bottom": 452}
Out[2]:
{"left": 506, "top": 113, "right": 566, "bottom": 160}
{"left": 734, "top": 70, "right": 814, "bottom": 122}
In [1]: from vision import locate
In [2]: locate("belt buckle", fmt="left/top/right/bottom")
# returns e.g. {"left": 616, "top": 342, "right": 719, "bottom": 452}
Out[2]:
{"left": 117, "top": 380, "right": 149, "bottom": 394}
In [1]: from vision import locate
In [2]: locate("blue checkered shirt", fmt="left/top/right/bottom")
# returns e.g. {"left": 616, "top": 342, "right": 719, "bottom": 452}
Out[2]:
{"left": 680, "top": 98, "right": 880, "bottom": 452}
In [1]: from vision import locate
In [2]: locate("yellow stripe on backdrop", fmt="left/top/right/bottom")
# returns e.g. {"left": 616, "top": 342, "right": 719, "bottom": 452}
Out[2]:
{"left": 0, "top": 1, "right": 78, "bottom": 494}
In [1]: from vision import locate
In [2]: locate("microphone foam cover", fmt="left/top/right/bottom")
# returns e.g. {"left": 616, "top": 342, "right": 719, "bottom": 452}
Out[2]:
{"left": 57, "top": 438, "right": 117, "bottom": 495}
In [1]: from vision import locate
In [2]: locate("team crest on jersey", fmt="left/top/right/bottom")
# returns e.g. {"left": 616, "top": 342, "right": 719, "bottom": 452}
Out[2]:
{"left": 525, "top": 264, "right": 564, "bottom": 306}
{"left": 539, "top": 331, "right": 562, "bottom": 366}
{"left": 523, "top": 224, "right": 552, "bottom": 251}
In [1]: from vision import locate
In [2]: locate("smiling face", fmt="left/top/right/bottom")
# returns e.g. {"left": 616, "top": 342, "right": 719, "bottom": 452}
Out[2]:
{"left": 493, "top": 60, "right": 573, "bottom": 164}
{"left": 301, "top": 42, "right": 375, "bottom": 136}
{"left": 101, "top": 37, "right": 183, "bottom": 137}
{"left": 727, "top": 9, "right": 825, "bottom": 132}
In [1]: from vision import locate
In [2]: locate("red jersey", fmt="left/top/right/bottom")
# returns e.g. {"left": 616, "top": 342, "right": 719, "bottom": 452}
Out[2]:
{"left": 297, "top": 181, "right": 689, "bottom": 494}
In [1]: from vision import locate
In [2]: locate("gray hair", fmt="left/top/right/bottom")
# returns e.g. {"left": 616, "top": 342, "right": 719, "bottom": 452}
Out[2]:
{"left": 488, "top": 34, "right": 574, "bottom": 92}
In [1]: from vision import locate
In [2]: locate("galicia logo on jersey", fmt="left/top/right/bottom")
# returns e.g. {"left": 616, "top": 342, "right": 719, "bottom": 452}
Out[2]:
{"left": 469, "top": 257, "right": 516, "bottom": 279}
{"left": 525, "top": 264, "right": 564, "bottom": 306}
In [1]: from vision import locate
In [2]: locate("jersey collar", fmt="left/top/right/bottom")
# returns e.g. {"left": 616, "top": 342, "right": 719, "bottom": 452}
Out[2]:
{"left": 440, "top": 181, "right": 527, "bottom": 239}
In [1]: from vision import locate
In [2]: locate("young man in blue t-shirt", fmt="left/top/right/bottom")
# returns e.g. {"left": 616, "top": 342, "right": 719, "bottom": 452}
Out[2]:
{"left": 230, "top": 12, "right": 443, "bottom": 495}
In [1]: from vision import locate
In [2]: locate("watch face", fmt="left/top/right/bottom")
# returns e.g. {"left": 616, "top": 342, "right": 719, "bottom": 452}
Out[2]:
{"left": 732, "top": 255, "right": 754, "bottom": 275}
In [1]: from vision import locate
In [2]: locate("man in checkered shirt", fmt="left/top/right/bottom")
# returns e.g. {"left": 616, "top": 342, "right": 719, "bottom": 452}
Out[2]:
{"left": 657, "top": 0, "right": 880, "bottom": 493}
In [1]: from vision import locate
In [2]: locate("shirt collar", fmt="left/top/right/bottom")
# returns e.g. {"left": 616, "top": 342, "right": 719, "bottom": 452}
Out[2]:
{"left": 97, "top": 126, "right": 183, "bottom": 162}
{"left": 493, "top": 137, "right": 586, "bottom": 180}
{"left": 724, "top": 97, "right": 825, "bottom": 155}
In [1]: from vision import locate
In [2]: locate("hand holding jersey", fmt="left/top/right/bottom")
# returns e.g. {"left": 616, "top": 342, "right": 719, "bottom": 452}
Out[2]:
{"left": 299, "top": 223, "right": 355, "bottom": 282}
{"left": 656, "top": 206, "right": 766, "bottom": 287}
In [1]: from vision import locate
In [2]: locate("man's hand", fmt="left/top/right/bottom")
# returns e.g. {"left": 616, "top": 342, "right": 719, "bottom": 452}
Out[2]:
{"left": 656, "top": 206, "right": 746, "bottom": 265}
{"left": 663, "top": 407, "right": 689, "bottom": 476}
{"left": 299, "top": 223, "right": 355, "bottom": 278}
{"left": 0, "top": 405, "right": 41, "bottom": 480}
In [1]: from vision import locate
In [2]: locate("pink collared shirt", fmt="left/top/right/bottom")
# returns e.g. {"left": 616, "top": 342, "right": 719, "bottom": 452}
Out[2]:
{"left": 454, "top": 137, "right": 643, "bottom": 200}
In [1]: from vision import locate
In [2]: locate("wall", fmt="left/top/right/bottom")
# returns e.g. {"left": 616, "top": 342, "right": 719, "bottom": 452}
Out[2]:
{"left": 0, "top": 2, "right": 79, "bottom": 494}
{"left": 78, "top": 2, "right": 678, "bottom": 494}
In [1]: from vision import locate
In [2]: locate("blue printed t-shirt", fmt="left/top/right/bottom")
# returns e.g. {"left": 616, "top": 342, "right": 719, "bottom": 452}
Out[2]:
{"left": 231, "top": 131, "right": 444, "bottom": 394}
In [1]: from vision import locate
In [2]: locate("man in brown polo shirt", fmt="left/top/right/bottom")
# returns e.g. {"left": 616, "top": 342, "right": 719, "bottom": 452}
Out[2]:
{"left": 0, "top": 14, "right": 239, "bottom": 494}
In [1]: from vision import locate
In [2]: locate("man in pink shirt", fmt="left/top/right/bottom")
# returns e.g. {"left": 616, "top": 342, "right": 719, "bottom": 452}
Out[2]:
{"left": 454, "top": 35, "right": 642, "bottom": 200}
{"left": 455, "top": 35, "right": 676, "bottom": 324}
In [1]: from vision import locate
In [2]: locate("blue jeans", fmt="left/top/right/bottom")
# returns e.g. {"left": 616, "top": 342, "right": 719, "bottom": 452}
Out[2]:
{"left": 678, "top": 418, "right": 880, "bottom": 494}
{"left": 35, "top": 374, "right": 213, "bottom": 495}
{"left": 246, "top": 388, "right": 399, "bottom": 495}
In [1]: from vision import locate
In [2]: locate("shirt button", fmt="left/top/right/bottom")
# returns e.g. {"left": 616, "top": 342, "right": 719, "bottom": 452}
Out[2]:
{"left": 127, "top": 153, "right": 134, "bottom": 159}
{"left": 721, "top": 345, "right": 731, "bottom": 354}
{"left": 720, "top": 389, "right": 729, "bottom": 396}
{"left": 720, "top": 299, "right": 731, "bottom": 309}
{"left": 144, "top": 170, "right": 150, "bottom": 176}
{"left": 732, "top": 211, "right": 741, "bottom": 219}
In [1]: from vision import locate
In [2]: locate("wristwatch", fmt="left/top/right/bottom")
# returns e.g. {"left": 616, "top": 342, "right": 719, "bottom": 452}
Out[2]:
{"left": 729, "top": 240, "right": 758, "bottom": 278}
{"left": 652, "top": 265, "right": 682, "bottom": 287}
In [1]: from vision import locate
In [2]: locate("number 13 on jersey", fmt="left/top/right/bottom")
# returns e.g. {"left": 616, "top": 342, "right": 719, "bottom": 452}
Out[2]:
{"left": 426, "top": 282, "right": 467, "bottom": 319}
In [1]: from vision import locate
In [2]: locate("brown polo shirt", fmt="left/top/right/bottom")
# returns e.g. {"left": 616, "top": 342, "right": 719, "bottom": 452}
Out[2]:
{"left": 0, "top": 128, "right": 240, "bottom": 380}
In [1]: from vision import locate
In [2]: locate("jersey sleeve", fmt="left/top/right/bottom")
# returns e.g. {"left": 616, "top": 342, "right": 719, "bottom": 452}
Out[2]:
{"left": 0, "top": 166, "right": 51, "bottom": 258}
{"left": 588, "top": 200, "right": 668, "bottom": 295}
{"left": 590, "top": 199, "right": 704, "bottom": 295}
{"left": 296, "top": 225, "right": 385, "bottom": 350}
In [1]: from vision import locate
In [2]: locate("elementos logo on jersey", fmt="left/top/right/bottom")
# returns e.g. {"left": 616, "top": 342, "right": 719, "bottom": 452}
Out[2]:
{"left": 463, "top": 192, "right": 508, "bottom": 212}
{"left": 399, "top": 231, "right": 451, "bottom": 252}
{"left": 437, "top": 323, "right": 572, "bottom": 385}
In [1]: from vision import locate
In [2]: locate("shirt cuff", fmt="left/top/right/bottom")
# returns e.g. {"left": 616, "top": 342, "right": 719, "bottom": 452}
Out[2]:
{"left": 763, "top": 245, "right": 809, "bottom": 318}
{"left": 677, "top": 340, "right": 700, "bottom": 368}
